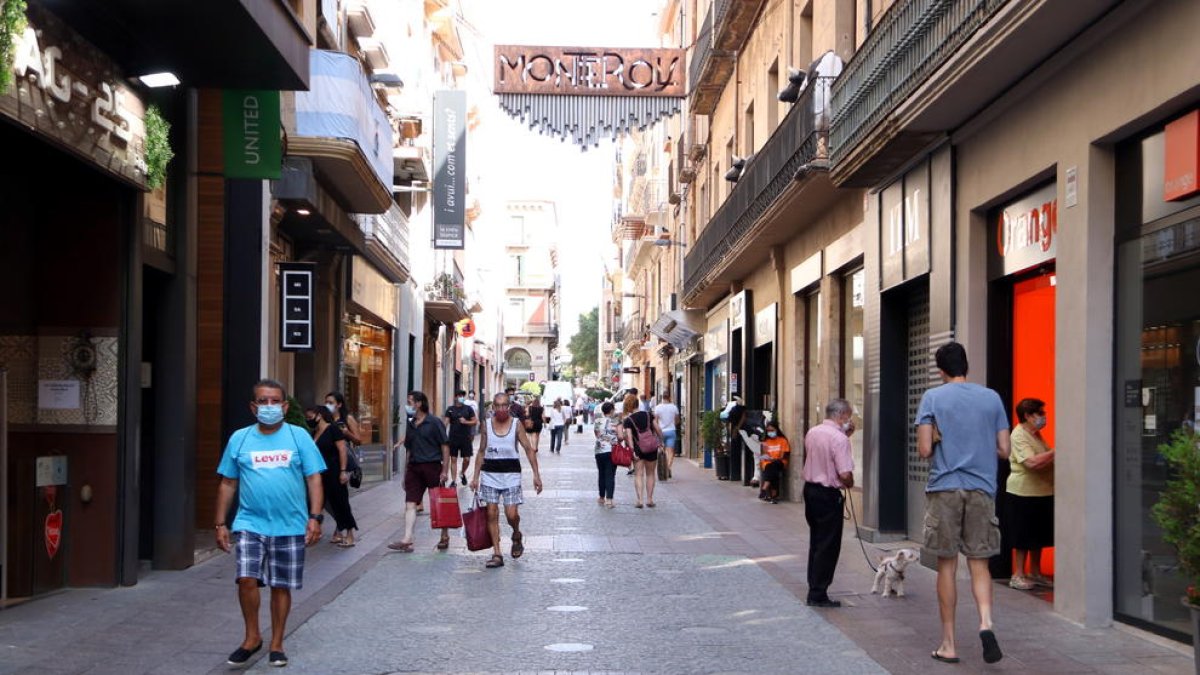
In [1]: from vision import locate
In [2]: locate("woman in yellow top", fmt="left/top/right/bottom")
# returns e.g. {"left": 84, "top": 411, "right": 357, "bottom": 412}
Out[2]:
{"left": 1006, "top": 398, "right": 1055, "bottom": 590}
{"left": 758, "top": 421, "right": 791, "bottom": 504}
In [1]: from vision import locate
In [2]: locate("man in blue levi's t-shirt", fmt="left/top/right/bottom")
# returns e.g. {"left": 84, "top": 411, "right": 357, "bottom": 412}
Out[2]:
{"left": 214, "top": 379, "right": 325, "bottom": 669}
{"left": 915, "top": 342, "right": 1010, "bottom": 667}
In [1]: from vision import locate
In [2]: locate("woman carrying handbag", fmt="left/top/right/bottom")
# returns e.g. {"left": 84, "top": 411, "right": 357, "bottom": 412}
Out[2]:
{"left": 593, "top": 401, "right": 621, "bottom": 508}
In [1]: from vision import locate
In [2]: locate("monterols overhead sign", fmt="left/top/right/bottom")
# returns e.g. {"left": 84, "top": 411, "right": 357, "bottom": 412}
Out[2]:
{"left": 223, "top": 90, "right": 281, "bottom": 179}
{"left": 494, "top": 46, "right": 685, "bottom": 97}
{"left": 433, "top": 90, "right": 467, "bottom": 249}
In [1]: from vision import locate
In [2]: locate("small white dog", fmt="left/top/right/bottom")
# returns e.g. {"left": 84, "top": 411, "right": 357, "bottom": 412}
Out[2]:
{"left": 870, "top": 548, "right": 919, "bottom": 597}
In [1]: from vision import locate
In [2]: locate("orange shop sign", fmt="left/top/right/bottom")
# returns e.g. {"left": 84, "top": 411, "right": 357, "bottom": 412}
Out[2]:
{"left": 993, "top": 183, "right": 1057, "bottom": 277}
{"left": 1164, "top": 110, "right": 1200, "bottom": 202}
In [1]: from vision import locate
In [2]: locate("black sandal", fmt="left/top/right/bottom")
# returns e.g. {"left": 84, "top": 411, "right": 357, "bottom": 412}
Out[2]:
{"left": 485, "top": 554, "right": 504, "bottom": 568}
{"left": 511, "top": 532, "right": 524, "bottom": 558}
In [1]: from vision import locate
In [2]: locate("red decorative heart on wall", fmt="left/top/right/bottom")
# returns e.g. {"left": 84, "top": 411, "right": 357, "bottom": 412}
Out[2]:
{"left": 45, "top": 510, "right": 63, "bottom": 560}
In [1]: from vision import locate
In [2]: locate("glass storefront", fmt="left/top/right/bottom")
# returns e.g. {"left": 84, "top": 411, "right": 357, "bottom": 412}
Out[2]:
{"left": 1114, "top": 126, "right": 1200, "bottom": 639}
{"left": 343, "top": 318, "right": 392, "bottom": 445}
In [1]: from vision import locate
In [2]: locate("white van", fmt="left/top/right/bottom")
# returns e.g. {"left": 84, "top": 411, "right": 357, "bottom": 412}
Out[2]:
{"left": 540, "top": 381, "right": 574, "bottom": 406}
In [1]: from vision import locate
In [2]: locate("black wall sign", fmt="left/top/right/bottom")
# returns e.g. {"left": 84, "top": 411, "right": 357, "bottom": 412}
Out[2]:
{"left": 279, "top": 262, "right": 316, "bottom": 351}
{"left": 433, "top": 90, "right": 467, "bottom": 249}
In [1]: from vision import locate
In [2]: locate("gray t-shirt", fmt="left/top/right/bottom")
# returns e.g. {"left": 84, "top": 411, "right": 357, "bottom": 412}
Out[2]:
{"left": 914, "top": 382, "right": 1009, "bottom": 496}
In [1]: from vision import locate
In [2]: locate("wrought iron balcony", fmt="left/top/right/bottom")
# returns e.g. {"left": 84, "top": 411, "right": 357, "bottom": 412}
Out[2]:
{"left": 688, "top": 1, "right": 766, "bottom": 115}
{"left": 827, "top": 0, "right": 1108, "bottom": 187}
{"left": 683, "top": 69, "right": 837, "bottom": 304}
{"left": 622, "top": 312, "right": 645, "bottom": 349}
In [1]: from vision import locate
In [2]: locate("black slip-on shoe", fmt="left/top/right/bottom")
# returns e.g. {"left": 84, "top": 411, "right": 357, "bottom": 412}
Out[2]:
{"left": 806, "top": 598, "right": 842, "bottom": 608}
{"left": 269, "top": 651, "right": 288, "bottom": 667}
{"left": 226, "top": 642, "right": 262, "bottom": 668}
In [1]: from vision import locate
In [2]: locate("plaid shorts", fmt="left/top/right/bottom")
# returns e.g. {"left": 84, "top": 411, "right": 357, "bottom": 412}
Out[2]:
{"left": 234, "top": 531, "right": 306, "bottom": 589}
{"left": 479, "top": 482, "right": 524, "bottom": 506}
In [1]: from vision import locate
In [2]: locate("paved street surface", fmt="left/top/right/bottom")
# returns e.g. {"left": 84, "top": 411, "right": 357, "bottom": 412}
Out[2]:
{"left": 0, "top": 428, "right": 1193, "bottom": 674}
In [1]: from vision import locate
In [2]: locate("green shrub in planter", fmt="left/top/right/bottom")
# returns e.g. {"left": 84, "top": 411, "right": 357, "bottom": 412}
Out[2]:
{"left": 1151, "top": 427, "right": 1200, "bottom": 605}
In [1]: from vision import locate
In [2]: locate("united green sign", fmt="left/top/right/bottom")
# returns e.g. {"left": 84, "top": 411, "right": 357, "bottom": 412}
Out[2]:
{"left": 222, "top": 90, "right": 281, "bottom": 179}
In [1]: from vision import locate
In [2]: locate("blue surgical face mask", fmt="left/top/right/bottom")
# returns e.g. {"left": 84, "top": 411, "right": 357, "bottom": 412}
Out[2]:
{"left": 1033, "top": 415, "right": 1047, "bottom": 431}
{"left": 457, "top": 397, "right": 465, "bottom": 404}
{"left": 405, "top": 405, "right": 416, "bottom": 416}
{"left": 767, "top": 431, "right": 778, "bottom": 438}
{"left": 256, "top": 404, "right": 284, "bottom": 426}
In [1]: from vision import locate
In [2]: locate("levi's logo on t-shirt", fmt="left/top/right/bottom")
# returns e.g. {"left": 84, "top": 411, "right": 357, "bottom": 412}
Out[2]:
{"left": 251, "top": 449, "right": 293, "bottom": 469}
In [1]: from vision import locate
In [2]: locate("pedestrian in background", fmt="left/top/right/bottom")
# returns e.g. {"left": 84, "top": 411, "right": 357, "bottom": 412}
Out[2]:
{"left": 548, "top": 399, "right": 566, "bottom": 454}
{"left": 802, "top": 399, "right": 855, "bottom": 607}
{"left": 758, "top": 420, "right": 791, "bottom": 504}
{"left": 654, "top": 391, "right": 680, "bottom": 480}
{"left": 387, "top": 391, "right": 451, "bottom": 553}
{"left": 917, "top": 341, "right": 1010, "bottom": 665}
{"left": 562, "top": 398, "right": 574, "bottom": 444}
{"left": 307, "top": 406, "right": 357, "bottom": 547}
{"left": 214, "top": 379, "right": 325, "bottom": 669}
{"left": 470, "top": 392, "right": 543, "bottom": 568}
{"left": 325, "top": 391, "right": 363, "bottom": 446}
{"left": 504, "top": 386, "right": 528, "bottom": 429}
{"left": 593, "top": 401, "right": 620, "bottom": 508}
{"left": 622, "top": 394, "right": 663, "bottom": 508}
{"left": 1005, "top": 397, "right": 1055, "bottom": 591}
{"left": 444, "top": 389, "right": 478, "bottom": 487}
{"left": 526, "top": 395, "right": 545, "bottom": 451}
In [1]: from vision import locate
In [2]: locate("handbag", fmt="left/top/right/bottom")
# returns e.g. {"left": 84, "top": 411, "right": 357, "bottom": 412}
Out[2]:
{"left": 429, "top": 486, "right": 463, "bottom": 529}
{"left": 346, "top": 448, "right": 363, "bottom": 489}
{"left": 611, "top": 441, "right": 633, "bottom": 467}
{"left": 462, "top": 493, "right": 494, "bottom": 552}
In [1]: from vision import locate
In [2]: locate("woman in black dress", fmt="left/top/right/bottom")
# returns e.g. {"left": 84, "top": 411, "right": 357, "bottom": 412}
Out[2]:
{"left": 307, "top": 406, "right": 358, "bottom": 546}
{"left": 526, "top": 395, "right": 545, "bottom": 451}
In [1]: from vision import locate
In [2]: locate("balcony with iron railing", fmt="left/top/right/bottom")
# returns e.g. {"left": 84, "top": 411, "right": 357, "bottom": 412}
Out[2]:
{"left": 688, "top": 1, "right": 767, "bottom": 115}
{"left": 683, "top": 66, "right": 839, "bottom": 307}
{"left": 828, "top": 0, "right": 1113, "bottom": 187}
{"left": 622, "top": 312, "right": 645, "bottom": 349}
{"left": 423, "top": 270, "right": 469, "bottom": 324}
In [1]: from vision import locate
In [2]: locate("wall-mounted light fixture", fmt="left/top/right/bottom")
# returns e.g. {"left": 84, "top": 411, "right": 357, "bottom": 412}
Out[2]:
{"left": 138, "top": 72, "right": 180, "bottom": 88}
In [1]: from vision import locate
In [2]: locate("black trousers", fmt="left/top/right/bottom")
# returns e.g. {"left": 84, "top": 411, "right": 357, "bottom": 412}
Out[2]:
{"left": 595, "top": 452, "right": 617, "bottom": 499}
{"left": 803, "top": 482, "right": 844, "bottom": 602}
{"left": 322, "top": 470, "right": 358, "bottom": 531}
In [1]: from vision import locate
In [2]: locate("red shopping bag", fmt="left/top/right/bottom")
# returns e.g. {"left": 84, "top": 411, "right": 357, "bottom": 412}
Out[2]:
{"left": 429, "top": 486, "right": 463, "bottom": 529}
{"left": 462, "top": 493, "right": 493, "bottom": 552}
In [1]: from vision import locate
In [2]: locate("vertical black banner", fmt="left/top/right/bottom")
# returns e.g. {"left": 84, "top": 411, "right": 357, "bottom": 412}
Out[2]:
{"left": 433, "top": 90, "right": 466, "bottom": 249}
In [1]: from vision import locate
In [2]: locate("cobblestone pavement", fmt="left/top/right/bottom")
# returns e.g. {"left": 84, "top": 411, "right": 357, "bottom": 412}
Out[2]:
{"left": 0, "top": 427, "right": 1193, "bottom": 674}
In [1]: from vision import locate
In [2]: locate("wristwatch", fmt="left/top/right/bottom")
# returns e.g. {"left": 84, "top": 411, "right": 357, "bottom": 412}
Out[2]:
{"left": 309, "top": 513, "right": 324, "bottom": 524}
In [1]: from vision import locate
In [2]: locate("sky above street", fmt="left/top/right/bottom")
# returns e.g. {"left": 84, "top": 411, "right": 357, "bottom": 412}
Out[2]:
{"left": 459, "top": 0, "right": 664, "bottom": 348}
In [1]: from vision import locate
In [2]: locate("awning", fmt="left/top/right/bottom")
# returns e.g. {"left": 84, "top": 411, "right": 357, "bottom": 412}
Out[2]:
{"left": 649, "top": 310, "right": 704, "bottom": 350}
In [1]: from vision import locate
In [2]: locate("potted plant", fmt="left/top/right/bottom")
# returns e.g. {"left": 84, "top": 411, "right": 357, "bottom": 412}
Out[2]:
{"left": 1150, "top": 426, "right": 1200, "bottom": 658}
{"left": 700, "top": 410, "right": 723, "bottom": 473}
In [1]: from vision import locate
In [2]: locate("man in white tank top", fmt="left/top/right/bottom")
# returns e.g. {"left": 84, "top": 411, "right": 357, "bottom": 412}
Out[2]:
{"left": 469, "top": 392, "right": 543, "bottom": 568}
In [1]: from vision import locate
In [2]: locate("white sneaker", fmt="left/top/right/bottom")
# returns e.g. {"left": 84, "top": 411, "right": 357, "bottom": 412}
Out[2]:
{"left": 1008, "top": 576, "right": 1035, "bottom": 590}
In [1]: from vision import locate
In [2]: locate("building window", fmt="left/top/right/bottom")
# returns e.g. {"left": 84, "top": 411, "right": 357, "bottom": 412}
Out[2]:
{"left": 767, "top": 59, "right": 780, "bottom": 132}
{"left": 509, "top": 215, "right": 526, "bottom": 244}
{"left": 744, "top": 101, "right": 755, "bottom": 156}
{"left": 842, "top": 268, "right": 865, "bottom": 487}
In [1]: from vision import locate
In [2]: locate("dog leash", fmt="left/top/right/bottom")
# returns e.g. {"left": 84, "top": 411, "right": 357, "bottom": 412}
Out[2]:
{"left": 843, "top": 487, "right": 879, "bottom": 573}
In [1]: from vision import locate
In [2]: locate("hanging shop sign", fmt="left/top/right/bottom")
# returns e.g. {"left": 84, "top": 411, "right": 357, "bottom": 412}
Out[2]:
{"left": 989, "top": 182, "right": 1057, "bottom": 279}
{"left": 729, "top": 292, "right": 747, "bottom": 331}
{"left": 754, "top": 304, "right": 777, "bottom": 348}
{"left": 704, "top": 320, "right": 727, "bottom": 362}
{"left": 279, "top": 262, "right": 316, "bottom": 352}
{"left": 2, "top": 4, "right": 148, "bottom": 188}
{"left": 222, "top": 90, "right": 282, "bottom": 179}
{"left": 492, "top": 45, "right": 684, "bottom": 148}
{"left": 494, "top": 46, "right": 685, "bottom": 97}
{"left": 433, "top": 90, "right": 467, "bottom": 249}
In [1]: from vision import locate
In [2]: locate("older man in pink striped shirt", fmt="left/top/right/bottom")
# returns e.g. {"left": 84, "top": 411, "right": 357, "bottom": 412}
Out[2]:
{"left": 802, "top": 399, "right": 856, "bottom": 607}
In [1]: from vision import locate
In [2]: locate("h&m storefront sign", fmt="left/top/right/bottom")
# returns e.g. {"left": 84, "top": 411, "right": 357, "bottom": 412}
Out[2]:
{"left": 990, "top": 182, "right": 1057, "bottom": 278}
{"left": 433, "top": 90, "right": 466, "bottom": 249}
{"left": 2, "top": 4, "right": 147, "bottom": 188}
{"left": 879, "top": 159, "right": 931, "bottom": 291}
{"left": 494, "top": 46, "right": 684, "bottom": 97}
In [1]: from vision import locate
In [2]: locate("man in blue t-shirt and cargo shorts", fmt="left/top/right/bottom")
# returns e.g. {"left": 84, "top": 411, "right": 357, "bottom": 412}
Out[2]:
{"left": 214, "top": 379, "right": 326, "bottom": 669}
{"left": 916, "top": 342, "right": 1010, "bottom": 666}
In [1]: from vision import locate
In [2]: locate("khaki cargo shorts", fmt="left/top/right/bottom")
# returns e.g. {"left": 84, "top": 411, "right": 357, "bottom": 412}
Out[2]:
{"left": 923, "top": 489, "right": 1000, "bottom": 559}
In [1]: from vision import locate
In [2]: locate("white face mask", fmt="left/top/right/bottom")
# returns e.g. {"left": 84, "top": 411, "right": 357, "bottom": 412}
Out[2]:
{"left": 325, "top": 403, "right": 337, "bottom": 414}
